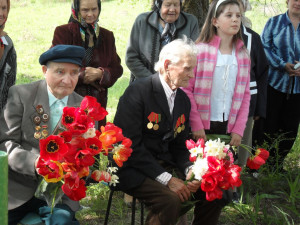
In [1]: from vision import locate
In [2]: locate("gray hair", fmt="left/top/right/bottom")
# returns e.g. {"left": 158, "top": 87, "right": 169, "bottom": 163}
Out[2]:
{"left": 154, "top": 36, "right": 198, "bottom": 73}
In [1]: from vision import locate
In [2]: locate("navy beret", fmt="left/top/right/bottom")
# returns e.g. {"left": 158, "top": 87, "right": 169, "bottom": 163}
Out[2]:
{"left": 39, "top": 45, "right": 85, "bottom": 66}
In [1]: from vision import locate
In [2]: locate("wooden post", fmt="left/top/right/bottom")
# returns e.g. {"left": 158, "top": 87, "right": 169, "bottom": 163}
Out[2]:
{"left": 0, "top": 151, "right": 8, "bottom": 224}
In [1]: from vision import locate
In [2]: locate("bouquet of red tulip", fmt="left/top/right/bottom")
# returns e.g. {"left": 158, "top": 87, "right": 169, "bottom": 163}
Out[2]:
{"left": 35, "top": 96, "right": 132, "bottom": 211}
{"left": 186, "top": 138, "right": 242, "bottom": 201}
{"left": 186, "top": 134, "right": 270, "bottom": 202}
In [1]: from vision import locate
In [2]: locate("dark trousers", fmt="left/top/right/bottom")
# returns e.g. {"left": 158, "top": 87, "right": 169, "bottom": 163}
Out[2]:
{"left": 8, "top": 197, "right": 79, "bottom": 225}
{"left": 126, "top": 177, "right": 223, "bottom": 225}
{"left": 264, "top": 85, "right": 300, "bottom": 164}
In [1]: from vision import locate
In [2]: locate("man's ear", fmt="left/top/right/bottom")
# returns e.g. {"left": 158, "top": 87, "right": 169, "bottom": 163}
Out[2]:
{"left": 164, "top": 60, "right": 171, "bottom": 71}
{"left": 42, "top": 65, "right": 47, "bottom": 75}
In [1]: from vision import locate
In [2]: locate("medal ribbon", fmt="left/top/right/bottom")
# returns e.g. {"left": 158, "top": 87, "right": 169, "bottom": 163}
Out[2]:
{"left": 154, "top": 114, "right": 161, "bottom": 123}
{"left": 147, "top": 112, "right": 156, "bottom": 122}
{"left": 180, "top": 114, "right": 185, "bottom": 125}
{"left": 176, "top": 117, "right": 181, "bottom": 129}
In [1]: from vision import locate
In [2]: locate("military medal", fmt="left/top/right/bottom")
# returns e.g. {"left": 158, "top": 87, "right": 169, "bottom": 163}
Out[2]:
{"left": 147, "top": 112, "right": 161, "bottom": 130}
{"left": 33, "top": 116, "right": 41, "bottom": 125}
{"left": 147, "top": 122, "right": 153, "bottom": 129}
{"left": 41, "top": 129, "right": 48, "bottom": 137}
{"left": 35, "top": 105, "right": 44, "bottom": 115}
{"left": 34, "top": 132, "right": 41, "bottom": 139}
{"left": 153, "top": 124, "right": 159, "bottom": 130}
{"left": 42, "top": 113, "right": 49, "bottom": 122}
{"left": 177, "top": 126, "right": 182, "bottom": 133}
{"left": 174, "top": 114, "right": 186, "bottom": 136}
{"left": 181, "top": 124, "right": 185, "bottom": 131}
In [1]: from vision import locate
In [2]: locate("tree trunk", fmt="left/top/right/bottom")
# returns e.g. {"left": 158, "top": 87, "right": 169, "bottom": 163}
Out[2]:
{"left": 182, "top": 0, "right": 209, "bottom": 30}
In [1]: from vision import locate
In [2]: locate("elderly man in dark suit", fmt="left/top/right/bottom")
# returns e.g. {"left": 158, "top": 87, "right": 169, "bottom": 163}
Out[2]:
{"left": 0, "top": 45, "right": 85, "bottom": 225}
{"left": 113, "top": 38, "right": 224, "bottom": 225}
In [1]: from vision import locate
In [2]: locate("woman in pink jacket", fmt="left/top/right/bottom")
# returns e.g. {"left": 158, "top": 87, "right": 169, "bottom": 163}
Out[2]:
{"left": 182, "top": 0, "right": 251, "bottom": 147}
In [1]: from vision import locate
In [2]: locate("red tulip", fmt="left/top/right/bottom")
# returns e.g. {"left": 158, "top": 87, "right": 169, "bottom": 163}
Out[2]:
{"left": 40, "top": 135, "right": 68, "bottom": 161}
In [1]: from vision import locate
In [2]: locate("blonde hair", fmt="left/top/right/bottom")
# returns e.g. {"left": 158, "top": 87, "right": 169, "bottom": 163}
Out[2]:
{"left": 196, "top": 0, "right": 243, "bottom": 44}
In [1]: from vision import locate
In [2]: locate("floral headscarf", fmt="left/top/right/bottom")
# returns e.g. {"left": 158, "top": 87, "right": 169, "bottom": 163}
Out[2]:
{"left": 69, "top": 0, "right": 101, "bottom": 48}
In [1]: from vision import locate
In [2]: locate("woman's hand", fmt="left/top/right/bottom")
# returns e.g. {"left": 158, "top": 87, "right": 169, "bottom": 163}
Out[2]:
{"left": 230, "top": 132, "right": 242, "bottom": 147}
{"left": 83, "top": 67, "right": 103, "bottom": 84}
{"left": 192, "top": 129, "right": 206, "bottom": 141}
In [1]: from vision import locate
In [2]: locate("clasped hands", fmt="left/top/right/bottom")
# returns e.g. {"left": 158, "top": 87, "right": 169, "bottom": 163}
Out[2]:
{"left": 167, "top": 169, "right": 200, "bottom": 202}
{"left": 285, "top": 61, "right": 300, "bottom": 77}
{"left": 81, "top": 67, "right": 103, "bottom": 84}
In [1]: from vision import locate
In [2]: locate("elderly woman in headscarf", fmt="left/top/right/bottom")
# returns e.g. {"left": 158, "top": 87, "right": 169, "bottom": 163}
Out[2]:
{"left": 0, "top": 0, "right": 17, "bottom": 112}
{"left": 126, "top": 0, "right": 200, "bottom": 82}
{"left": 51, "top": 0, "right": 123, "bottom": 128}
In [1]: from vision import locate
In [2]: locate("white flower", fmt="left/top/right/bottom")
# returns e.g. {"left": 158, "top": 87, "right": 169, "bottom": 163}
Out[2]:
{"left": 189, "top": 147, "right": 204, "bottom": 157}
{"left": 82, "top": 128, "right": 96, "bottom": 139}
{"left": 107, "top": 167, "right": 118, "bottom": 174}
{"left": 193, "top": 158, "right": 209, "bottom": 181}
{"left": 109, "top": 175, "right": 119, "bottom": 187}
{"left": 205, "top": 138, "right": 227, "bottom": 159}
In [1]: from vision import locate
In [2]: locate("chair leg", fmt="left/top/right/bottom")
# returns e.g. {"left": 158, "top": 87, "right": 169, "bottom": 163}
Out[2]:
{"left": 104, "top": 191, "right": 114, "bottom": 225}
{"left": 131, "top": 197, "right": 136, "bottom": 225}
{"left": 140, "top": 201, "right": 144, "bottom": 225}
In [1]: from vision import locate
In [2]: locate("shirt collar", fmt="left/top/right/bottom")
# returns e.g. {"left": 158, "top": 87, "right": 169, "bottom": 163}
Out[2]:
{"left": 47, "top": 86, "right": 69, "bottom": 107}
{"left": 159, "top": 73, "right": 177, "bottom": 99}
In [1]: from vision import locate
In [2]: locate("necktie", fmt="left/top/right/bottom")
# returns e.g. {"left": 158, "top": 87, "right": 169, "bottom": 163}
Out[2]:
{"left": 50, "top": 100, "right": 65, "bottom": 133}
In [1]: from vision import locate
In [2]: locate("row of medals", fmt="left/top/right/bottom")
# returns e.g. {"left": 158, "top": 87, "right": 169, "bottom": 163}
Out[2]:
{"left": 174, "top": 124, "right": 185, "bottom": 136}
{"left": 147, "top": 122, "right": 159, "bottom": 130}
{"left": 33, "top": 105, "right": 49, "bottom": 139}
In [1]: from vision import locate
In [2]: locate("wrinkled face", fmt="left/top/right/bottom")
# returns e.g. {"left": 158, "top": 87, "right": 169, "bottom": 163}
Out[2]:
{"left": 287, "top": 0, "right": 300, "bottom": 16}
{"left": 164, "top": 53, "right": 197, "bottom": 89}
{"left": 213, "top": 4, "right": 241, "bottom": 38}
{"left": 0, "top": 0, "right": 7, "bottom": 27}
{"left": 43, "top": 62, "right": 80, "bottom": 99}
{"left": 79, "top": 0, "right": 99, "bottom": 24}
{"left": 160, "top": 0, "right": 180, "bottom": 23}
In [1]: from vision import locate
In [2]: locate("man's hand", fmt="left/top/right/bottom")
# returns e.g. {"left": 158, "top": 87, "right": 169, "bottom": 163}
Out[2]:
{"left": 186, "top": 169, "right": 200, "bottom": 193}
{"left": 192, "top": 129, "right": 206, "bottom": 141}
{"left": 83, "top": 67, "right": 103, "bottom": 84}
{"left": 285, "top": 63, "right": 300, "bottom": 77}
{"left": 35, "top": 156, "right": 40, "bottom": 174}
{"left": 230, "top": 132, "right": 242, "bottom": 146}
{"left": 167, "top": 177, "right": 191, "bottom": 202}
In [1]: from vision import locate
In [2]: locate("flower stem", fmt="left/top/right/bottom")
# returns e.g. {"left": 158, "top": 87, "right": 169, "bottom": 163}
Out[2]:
{"left": 51, "top": 185, "right": 59, "bottom": 214}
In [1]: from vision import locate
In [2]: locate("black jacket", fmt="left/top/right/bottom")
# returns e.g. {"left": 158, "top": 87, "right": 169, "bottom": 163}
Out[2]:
{"left": 112, "top": 74, "right": 192, "bottom": 191}
{"left": 242, "top": 25, "right": 269, "bottom": 118}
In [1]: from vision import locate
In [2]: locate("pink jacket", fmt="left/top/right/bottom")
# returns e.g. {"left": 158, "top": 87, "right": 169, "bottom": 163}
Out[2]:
{"left": 182, "top": 36, "right": 251, "bottom": 137}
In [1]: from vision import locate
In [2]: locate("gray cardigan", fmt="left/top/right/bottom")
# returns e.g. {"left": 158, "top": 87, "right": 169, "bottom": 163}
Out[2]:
{"left": 0, "top": 35, "right": 16, "bottom": 111}
{"left": 125, "top": 11, "right": 199, "bottom": 81}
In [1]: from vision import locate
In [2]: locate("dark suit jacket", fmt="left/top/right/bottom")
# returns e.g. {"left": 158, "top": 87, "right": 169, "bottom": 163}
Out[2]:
{"left": 0, "top": 80, "right": 83, "bottom": 211}
{"left": 113, "top": 74, "right": 192, "bottom": 191}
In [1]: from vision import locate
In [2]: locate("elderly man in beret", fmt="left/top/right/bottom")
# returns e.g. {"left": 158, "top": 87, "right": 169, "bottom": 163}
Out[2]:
{"left": 0, "top": 45, "right": 85, "bottom": 225}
